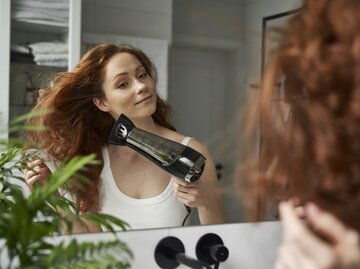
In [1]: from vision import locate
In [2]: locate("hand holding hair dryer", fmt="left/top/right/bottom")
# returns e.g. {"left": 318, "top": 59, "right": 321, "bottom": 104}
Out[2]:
{"left": 108, "top": 114, "right": 206, "bottom": 182}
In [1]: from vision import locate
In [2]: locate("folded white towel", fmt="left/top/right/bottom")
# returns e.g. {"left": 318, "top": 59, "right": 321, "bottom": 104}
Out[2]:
{"left": 11, "top": 44, "right": 31, "bottom": 54}
{"left": 29, "top": 42, "right": 68, "bottom": 54}
{"left": 13, "top": 18, "right": 68, "bottom": 27}
{"left": 12, "top": 0, "right": 69, "bottom": 4}
{"left": 34, "top": 53, "right": 68, "bottom": 62}
{"left": 36, "top": 60, "right": 68, "bottom": 67}
{"left": 12, "top": 0, "right": 69, "bottom": 10}
{"left": 12, "top": 8, "right": 69, "bottom": 22}
{"left": 13, "top": 0, "right": 69, "bottom": 2}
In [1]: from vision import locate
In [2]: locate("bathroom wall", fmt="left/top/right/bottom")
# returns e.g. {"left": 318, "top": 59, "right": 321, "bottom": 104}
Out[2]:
{"left": 82, "top": 0, "right": 172, "bottom": 43}
{"left": 81, "top": 0, "right": 173, "bottom": 99}
{"left": 242, "top": 0, "right": 301, "bottom": 89}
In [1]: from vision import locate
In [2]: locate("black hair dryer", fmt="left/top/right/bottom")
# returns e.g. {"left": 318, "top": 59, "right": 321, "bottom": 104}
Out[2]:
{"left": 109, "top": 114, "right": 206, "bottom": 182}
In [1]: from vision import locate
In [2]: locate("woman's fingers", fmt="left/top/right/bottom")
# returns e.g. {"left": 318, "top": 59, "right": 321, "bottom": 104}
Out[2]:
{"left": 26, "top": 159, "right": 44, "bottom": 169}
{"left": 279, "top": 201, "right": 305, "bottom": 238}
{"left": 173, "top": 178, "right": 203, "bottom": 207}
{"left": 279, "top": 201, "right": 349, "bottom": 269}
{"left": 23, "top": 160, "right": 51, "bottom": 190}
{"left": 24, "top": 162, "right": 42, "bottom": 179}
{"left": 280, "top": 201, "right": 332, "bottom": 257}
{"left": 305, "top": 203, "right": 350, "bottom": 243}
{"left": 24, "top": 168, "right": 39, "bottom": 180}
{"left": 174, "top": 183, "right": 198, "bottom": 193}
{"left": 174, "top": 183, "right": 194, "bottom": 203}
{"left": 305, "top": 203, "right": 360, "bottom": 268}
{"left": 26, "top": 174, "right": 43, "bottom": 186}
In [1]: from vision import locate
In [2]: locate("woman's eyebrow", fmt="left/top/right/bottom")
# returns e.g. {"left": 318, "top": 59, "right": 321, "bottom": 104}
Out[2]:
{"left": 112, "top": 65, "right": 144, "bottom": 82}
{"left": 112, "top": 71, "right": 128, "bottom": 83}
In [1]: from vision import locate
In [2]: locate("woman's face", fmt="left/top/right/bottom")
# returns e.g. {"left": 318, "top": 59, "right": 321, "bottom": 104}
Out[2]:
{"left": 93, "top": 52, "right": 157, "bottom": 120}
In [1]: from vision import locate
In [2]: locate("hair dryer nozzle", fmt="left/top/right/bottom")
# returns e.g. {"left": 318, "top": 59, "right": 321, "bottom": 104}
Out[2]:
{"left": 109, "top": 114, "right": 135, "bottom": 146}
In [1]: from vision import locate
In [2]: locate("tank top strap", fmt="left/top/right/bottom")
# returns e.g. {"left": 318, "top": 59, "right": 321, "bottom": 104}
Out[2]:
{"left": 181, "top": 136, "right": 193, "bottom": 146}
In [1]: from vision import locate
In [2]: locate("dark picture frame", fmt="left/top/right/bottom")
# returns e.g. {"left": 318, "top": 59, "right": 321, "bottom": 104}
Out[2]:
{"left": 261, "top": 9, "right": 299, "bottom": 79}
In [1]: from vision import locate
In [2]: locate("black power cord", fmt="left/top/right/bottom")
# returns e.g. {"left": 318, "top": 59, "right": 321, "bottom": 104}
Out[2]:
{"left": 182, "top": 205, "right": 192, "bottom": 226}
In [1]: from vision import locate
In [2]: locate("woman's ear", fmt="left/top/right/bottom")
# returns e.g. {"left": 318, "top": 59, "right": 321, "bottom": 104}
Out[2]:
{"left": 92, "top": 97, "right": 110, "bottom": 112}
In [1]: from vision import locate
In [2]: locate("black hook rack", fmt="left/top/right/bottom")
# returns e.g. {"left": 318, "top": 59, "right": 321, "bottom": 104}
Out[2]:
{"left": 154, "top": 236, "right": 211, "bottom": 269}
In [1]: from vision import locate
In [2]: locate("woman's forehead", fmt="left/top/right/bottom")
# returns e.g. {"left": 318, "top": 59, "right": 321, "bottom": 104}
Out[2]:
{"left": 105, "top": 53, "right": 143, "bottom": 78}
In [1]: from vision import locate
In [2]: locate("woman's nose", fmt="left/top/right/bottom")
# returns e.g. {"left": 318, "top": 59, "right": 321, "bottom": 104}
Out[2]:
{"left": 134, "top": 79, "right": 146, "bottom": 93}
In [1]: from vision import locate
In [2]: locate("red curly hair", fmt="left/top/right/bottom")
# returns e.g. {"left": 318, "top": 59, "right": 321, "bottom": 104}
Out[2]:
{"left": 26, "top": 44, "right": 175, "bottom": 212}
{"left": 239, "top": 0, "right": 360, "bottom": 232}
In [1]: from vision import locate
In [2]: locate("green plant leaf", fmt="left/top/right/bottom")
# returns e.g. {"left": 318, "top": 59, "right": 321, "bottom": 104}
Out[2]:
{"left": 1, "top": 113, "right": 133, "bottom": 268}
{"left": 28, "top": 155, "right": 96, "bottom": 209}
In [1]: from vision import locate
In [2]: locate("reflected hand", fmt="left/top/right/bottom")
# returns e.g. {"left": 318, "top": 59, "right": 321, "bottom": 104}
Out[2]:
{"left": 173, "top": 177, "right": 212, "bottom": 208}
{"left": 24, "top": 159, "right": 51, "bottom": 190}
{"left": 274, "top": 201, "right": 360, "bottom": 269}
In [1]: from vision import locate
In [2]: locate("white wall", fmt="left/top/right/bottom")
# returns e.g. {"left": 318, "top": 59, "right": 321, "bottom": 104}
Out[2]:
{"left": 171, "top": 0, "right": 246, "bottom": 136}
{"left": 0, "top": 0, "right": 10, "bottom": 139}
{"left": 81, "top": 0, "right": 173, "bottom": 99}
{"left": 173, "top": 0, "right": 244, "bottom": 49}
{"left": 242, "top": 0, "right": 301, "bottom": 88}
{"left": 170, "top": 0, "right": 246, "bottom": 223}
{"left": 82, "top": 0, "right": 172, "bottom": 43}
{"left": 172, "top": 0, "right": 246, "bottom": 121}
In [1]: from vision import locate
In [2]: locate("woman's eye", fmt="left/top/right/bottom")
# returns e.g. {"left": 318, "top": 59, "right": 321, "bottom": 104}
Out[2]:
{"left": 118, "top": 82, "right": 128, "bottom": 89}
{"left": 139, "top": 73, "right": 147, "bottom": 79}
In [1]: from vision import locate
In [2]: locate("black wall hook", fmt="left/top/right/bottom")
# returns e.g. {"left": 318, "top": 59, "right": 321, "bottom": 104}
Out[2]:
{"left": 195, "top": 233, "right": 229, "bottom": 265}
{"left": 154, "top": 236, "right": 211, "bottom": 269}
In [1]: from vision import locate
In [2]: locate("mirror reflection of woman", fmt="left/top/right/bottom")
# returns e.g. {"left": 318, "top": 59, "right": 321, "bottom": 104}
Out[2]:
{"left": 24, "top": 44, "right": 228, "bottom": 232}
{"left": 239, "top": 0, "right": 360, "bottom": 268}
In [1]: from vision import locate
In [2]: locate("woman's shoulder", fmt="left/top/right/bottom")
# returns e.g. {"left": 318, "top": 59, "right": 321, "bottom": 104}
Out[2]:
{"left": 160, "top": 127, "right": 184, "bottom": 143}
{"left": 162, "top": 128, "right": 210, "bottom": 156}
{"left": 186, "top": 138, "right": 211, "bottom": 157}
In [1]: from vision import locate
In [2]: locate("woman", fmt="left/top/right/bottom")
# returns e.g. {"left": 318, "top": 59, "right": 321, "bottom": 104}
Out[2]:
{"left": 239, "top": 0, "right": 360, "bottom": 268}
{"left": 25, "top": 44, "right": 228, "bottom": 232}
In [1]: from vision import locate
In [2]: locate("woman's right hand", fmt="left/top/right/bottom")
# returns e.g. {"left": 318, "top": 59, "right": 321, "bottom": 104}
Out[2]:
{"left": 275, "top": 201, "right": 360, "bottom": 269}
{"left": 24, "top": 159, "right": 52, "bottom": 191}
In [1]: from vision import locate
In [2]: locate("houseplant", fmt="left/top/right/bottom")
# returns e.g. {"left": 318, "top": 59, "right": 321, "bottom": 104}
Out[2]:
{"left": 0, "top": 112, "right": 133, "bottom": 268}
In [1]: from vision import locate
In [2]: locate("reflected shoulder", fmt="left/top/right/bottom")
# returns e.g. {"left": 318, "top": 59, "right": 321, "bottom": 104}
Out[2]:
{"left": 187, "top": 139, "right": 211, "bottom": 158}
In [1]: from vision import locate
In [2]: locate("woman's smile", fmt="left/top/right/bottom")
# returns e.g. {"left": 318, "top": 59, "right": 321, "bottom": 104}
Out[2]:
{"left": 135, "top": 94, "right": 154, "bottom": 105}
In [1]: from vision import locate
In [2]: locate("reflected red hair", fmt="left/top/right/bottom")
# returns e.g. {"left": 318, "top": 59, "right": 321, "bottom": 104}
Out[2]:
{"left": 26, "top": 44, "right": 175, "bottom": 212}
{"left": 239, "top": 0, "right": 360, "bottom": 232}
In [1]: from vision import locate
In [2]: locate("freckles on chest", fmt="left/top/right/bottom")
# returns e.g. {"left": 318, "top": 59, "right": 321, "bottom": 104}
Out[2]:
{"left": 110, "top": 158, "right": 172, "bottom": 199}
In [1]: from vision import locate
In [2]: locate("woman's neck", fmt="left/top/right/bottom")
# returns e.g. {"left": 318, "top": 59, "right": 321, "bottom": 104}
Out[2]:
{"left": 132, "top": 116, "right": 164, "bottom": 137}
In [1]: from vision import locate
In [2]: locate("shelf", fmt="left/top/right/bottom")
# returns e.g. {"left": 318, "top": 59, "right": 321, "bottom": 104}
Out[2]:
{"left": 1, "top": 0, "right": 82, "bottom": 139}
{"left": 10, "top": 62, "right": 67, "bottom": 71}
{"left": 11, "top": 20, "right": 68, "bottom": 34}
{"left": 9, "top": 64, "right": 64, "bottom": 107}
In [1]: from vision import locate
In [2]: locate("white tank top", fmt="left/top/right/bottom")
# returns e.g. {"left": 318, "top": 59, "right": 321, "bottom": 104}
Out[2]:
{"left": 99, "top": 136, "right": 192, "bottom": 230}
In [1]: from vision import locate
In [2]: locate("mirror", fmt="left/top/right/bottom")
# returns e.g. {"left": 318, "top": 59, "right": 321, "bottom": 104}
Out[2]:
{"left": 8, "top": 0, "right": 300, "bottom": 232}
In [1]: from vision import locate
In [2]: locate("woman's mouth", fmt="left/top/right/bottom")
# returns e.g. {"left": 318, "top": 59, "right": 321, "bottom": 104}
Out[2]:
{"left": 135, "top": 95, "right": 153, "bottom": 105}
